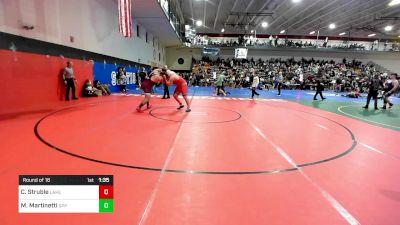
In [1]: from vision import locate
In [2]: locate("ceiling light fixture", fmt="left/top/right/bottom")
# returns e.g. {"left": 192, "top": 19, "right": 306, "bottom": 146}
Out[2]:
{"left": 329, "top": 23, "right": 336, "bottom": 29}
{"left": 339, "top": 32, "right": 346, "bottom": 36}
{"left": 368, "top": 33, "right": 376, "bottom": 37}
{"left": 389, "top": 0, "right": 400, "bottom": 6}
{"left": 185, "top": 25, "right": 190, "bottom": 29}
{"left": 309, "top": 31, "right": 316, "bottom": 35}
{"left": 221, "top": 28, "right": 225, "bottom": 32}
{"left": 292, "top": 0, "right": 301, "bottom": 3}
{"left": 261, "top": 22, "right": 268, "bottom": 28}
{"left": 280, "top": 30, "right": 285, "bottom": 34}
{"left": 196, "top": 20, "right": 202, "bottom": 27}
{"left": 385, "top": 25, "right": 393, "bottom": 31}
{"left": 251, "top": 30, "right": 254, "bottom": 33}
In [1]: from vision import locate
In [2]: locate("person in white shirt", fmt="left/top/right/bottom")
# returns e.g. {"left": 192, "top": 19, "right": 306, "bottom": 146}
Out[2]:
{"left": 63, "top": 61, "right": 78, "bottom": 101}
{"left": 251, "top": 71, "right": 260, "bottom": 99}
{"left": 276, "top": 71, "right": 284, "bottom": 96}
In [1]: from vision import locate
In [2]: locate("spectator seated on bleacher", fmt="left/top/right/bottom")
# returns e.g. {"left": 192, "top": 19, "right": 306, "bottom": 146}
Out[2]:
{"left": 82, "top": 80, "right": 102, "bottom": 97}
{"left": 94, "top": 80, "right": 111, "bottom": 95}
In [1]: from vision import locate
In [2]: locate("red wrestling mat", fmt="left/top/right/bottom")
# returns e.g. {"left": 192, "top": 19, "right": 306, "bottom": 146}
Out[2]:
{"left": 1, "top": 95, "right": 400, "bottom": 225}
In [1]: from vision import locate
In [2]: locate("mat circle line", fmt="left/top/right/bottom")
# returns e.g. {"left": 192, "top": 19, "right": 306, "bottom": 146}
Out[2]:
{"left": 338, "top": 105, "right": 400, "bottom": 129}
{"left": 34, "top": 101, "right": 357, "bottom": 175}
{"left": 149, "top": 106, "right": 242, "bottom": 123}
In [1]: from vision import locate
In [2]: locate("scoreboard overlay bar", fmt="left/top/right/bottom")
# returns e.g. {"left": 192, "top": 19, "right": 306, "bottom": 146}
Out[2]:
{"left": 19, "top": 175, "right": 114, "bottom": 213}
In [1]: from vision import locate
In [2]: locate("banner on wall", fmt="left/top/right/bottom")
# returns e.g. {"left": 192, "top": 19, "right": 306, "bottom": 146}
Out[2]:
{"left": 94, "top": 62, "right": 147, "bottom": 93}
{"left": 118, "top": 0, "right": 133, "bottom": 38}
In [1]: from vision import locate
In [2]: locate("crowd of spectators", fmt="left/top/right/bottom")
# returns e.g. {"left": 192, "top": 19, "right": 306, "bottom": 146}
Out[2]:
{"left": 191, "top": 35, "right": 399, "bottom": 51}
{"left": 70, "top": 57, "right": 398, "bottom": 99}
{"left": 181, "top": 57, "right": 397, "bottom": 97}
{"left": 82, "top": 66, "right": 127, "bottom": 97}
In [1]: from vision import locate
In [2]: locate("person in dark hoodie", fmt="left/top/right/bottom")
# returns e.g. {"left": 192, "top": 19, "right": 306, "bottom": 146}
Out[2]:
{"left": 313, "top": 80, "right": 326, "bottom": 100}
{"left": 363, "top": 74, "right": 383, "bottom": 110}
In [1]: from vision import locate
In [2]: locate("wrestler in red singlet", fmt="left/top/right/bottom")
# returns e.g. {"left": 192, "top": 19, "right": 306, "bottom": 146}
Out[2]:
{"left": 172, "top": 76, "right": 189, "bottom": 96}
{"left": 161, "top": 68, "right": 191, "bottom": 112}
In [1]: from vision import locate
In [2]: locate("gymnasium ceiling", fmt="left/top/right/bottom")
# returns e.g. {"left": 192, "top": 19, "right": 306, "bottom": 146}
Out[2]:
{"left": 179, "top": 0, "right": 400, "bottom": 38}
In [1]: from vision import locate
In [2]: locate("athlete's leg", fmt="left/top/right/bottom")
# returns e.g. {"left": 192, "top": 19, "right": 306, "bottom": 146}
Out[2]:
{"left": 146, "top": 94, "right": 151, "bottom": 109}
{"left": 136, "top": 93, "right": 151, "bottom": 112}
{"left": 174, "top": 92, "right": 184, "bottom": 109}
{"left": 382, "top": 94, "right": 389, "bottom": 109}
{"left": 182, "top": 94, "right": 191, "bottom": 112}
{"left": 386, "top": 95, "right": 394, "bottom": 108}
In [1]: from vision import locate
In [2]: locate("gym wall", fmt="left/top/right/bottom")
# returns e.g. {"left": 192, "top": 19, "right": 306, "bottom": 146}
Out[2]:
{"left": 0, "top": 49, "right": 93, "bottom": 115}
{"left": 0, "top": 32, "right": 150, "bottom": 115}
{"left": 0, "top": 0, "right": 165, "bottom": 66}
{"left": 166, "top": 47, "right": 194, "bottom": 71}
{"left": 0, "top": 0, "right": 163, "bottom": 115}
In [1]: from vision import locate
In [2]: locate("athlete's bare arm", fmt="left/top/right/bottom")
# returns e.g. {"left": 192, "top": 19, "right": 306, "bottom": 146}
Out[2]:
{"left": 149, "top": 68, "right": 165, "bottom": 84}
{"left": 151, "top": 74, "right": 163, "bottom": 84}
{"left": 389, "top": 80, "right": 399, "bottom": 94}
{"left": 162, "top": 70, "right": 179, "bottom": 86}
{"left": 162, "top": 75, "right": 173, "bottom": 86}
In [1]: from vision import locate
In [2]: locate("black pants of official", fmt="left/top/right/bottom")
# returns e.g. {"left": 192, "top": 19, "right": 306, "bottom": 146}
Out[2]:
{"left": 216, "top": 86, "right": 221, "bottom": 95}
{"left": 365, "top": 91, "right": 378, "bottom": 108}
{"left": 163, "top": 84, "right": 170, "bottom": 98}
{"left": 277, "top": 83, "right": 282, "bottom": 95}
{"left": 314, "top": 90, "right": 325, "bottom": 100}
{"left": 65, "top": 78, "right": 77, "bottom": 100}
{"left": 119, "top": 84, "right": 126, "bottom": 92}
{"left": 251, "top": 87, "right": 259, "bottom": 98}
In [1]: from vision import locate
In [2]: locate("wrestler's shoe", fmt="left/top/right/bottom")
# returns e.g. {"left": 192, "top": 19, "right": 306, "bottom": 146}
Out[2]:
{"left": 186, "top": 108, "right": 191, "bottom": 112}
{"left": 136, "top": 107, "right": 144, "bottom": 113}
{"left": 177, "top": 104, "right": 184, "bottom": 110}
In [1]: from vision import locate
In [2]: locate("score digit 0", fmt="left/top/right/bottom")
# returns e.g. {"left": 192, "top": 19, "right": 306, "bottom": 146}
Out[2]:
{"left": 99, "top": 185, "right": 113, "bottom": 199}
